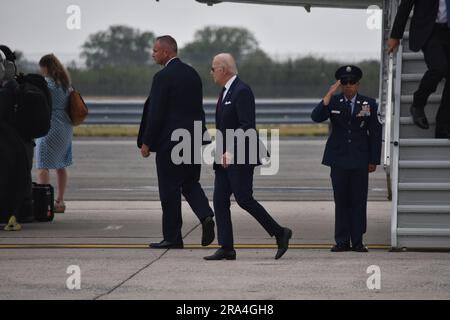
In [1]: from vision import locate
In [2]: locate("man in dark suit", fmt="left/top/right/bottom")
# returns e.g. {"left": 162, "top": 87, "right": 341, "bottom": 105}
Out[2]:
{"left": 311, "top": 66, "right": 382, "bottom": 252}
{"left": 203, "top": 53, "right": 292, "bottom": 261}
{"left": 138, "top": 36, "right": 215, "bottom": 249}
{"left": 388, "top": 0, "right": 450, "bottom": 138}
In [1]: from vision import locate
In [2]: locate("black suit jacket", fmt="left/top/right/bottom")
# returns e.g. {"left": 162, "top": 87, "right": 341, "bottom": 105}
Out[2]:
{"left": 0, "top": 83, "right": 29, "bottom": 217}
{"left": 391, "top": 0, "right": 440, "bottom": 52}
{"left": 137, "top": 58, "right": 209, "bottom": 153}
{"left": 214, "top": 77, "right": 267, "bottom": 170}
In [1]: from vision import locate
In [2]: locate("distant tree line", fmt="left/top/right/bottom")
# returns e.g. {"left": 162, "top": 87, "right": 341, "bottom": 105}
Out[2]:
{"left": 19, "top": 25, "right": 381, "bottom": 98}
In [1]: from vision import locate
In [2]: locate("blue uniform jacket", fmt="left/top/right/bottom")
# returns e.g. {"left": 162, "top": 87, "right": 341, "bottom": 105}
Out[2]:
{"left": 311, "top": 93, "right": 382, "bottom": 169}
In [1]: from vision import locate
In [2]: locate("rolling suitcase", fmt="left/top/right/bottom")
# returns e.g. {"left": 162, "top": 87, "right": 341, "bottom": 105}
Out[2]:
{"left": 32, "top": 183, "right": 54, "bottom": 222}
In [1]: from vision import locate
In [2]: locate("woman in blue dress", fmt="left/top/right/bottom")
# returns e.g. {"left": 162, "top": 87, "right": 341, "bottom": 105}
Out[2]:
{"left": 35, "top": 54, "right": 73, "bottom": 213}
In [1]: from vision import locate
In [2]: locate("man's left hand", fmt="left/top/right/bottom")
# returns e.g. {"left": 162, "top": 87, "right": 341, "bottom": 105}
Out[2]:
{"left": 141, "top": 144, "right": 151, "bottom": 158}
{"left": 368, "top": 164, "right": 377, "bottom": 173}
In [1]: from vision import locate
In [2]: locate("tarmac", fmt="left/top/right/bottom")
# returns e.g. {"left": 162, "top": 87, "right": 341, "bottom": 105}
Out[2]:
{"left": 1, "top": 200, "right": 449, "bottom": 300}
{"left": 61, "top": 138, "right": 389, "bottom": 201}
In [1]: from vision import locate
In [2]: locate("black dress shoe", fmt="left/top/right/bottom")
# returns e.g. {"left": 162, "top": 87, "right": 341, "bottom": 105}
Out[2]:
{"left": 201, "top": 216, "right": 215, "bottom": 247}
{"left": 149, "top": 240, "right": 184, "bottom": 249}
{"left": 330, "top": 244, "right": 351, "bottom": 252}
{"left": 410, "top": 105, "right": 429, "bottom": 129}
{"left": 352, "top": 245, "right": 369, "bottom": 252}
{"left": 275, "top": 227, "right": 292, "bottom": 260}
{"left": 204, "top": 248, "right": 236, "bottom": 261}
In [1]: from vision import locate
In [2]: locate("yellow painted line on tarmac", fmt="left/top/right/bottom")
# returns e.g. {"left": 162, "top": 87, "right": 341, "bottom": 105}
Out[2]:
{"left": 0, "top": 244, "right": 391, "bottom": 250}
{"left": 0, "top": 244, "right": 148, "bottom": 249}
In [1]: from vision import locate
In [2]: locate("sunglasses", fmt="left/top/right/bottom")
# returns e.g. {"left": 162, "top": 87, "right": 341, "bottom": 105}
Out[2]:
{"left": 341, "top": 79, "right": 358, "bottom": 85}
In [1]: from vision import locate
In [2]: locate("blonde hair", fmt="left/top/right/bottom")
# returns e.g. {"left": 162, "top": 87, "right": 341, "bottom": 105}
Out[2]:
{"left": 39, "top": 54, "right": 71, "bottom": 90}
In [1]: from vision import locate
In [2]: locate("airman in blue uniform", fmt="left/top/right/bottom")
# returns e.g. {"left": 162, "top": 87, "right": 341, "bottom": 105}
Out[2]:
{"left": 311, "top": 65, "right": 382, "bottom": 252}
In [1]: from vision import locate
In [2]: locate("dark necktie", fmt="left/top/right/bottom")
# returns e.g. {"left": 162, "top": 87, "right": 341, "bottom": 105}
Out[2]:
{"left": 346, "top": 100, "right": 353, "bottom": 114}
{"left": 216, "top": 87, "right": 226, "bottom": 113}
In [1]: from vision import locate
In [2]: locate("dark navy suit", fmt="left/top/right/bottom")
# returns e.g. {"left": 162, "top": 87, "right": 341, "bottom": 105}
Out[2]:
{"left": 138, "top": 58, "right": 213, "bottom": 243}
{"left": 311, "top": 93, "right": 382, "bottom": 247}
{"left": 214, "top": 77, "right": 283, "bottom": 248}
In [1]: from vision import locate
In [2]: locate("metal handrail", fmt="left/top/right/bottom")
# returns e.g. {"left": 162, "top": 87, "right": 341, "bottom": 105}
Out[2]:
{"left": 390, "top": 0, "right": 403, "bottom": 249}
{"left": 384, "top": 53, "right": 394, "bottom": 174}
{"left": 382, "top": 0, "right": 399, "bottom": 202}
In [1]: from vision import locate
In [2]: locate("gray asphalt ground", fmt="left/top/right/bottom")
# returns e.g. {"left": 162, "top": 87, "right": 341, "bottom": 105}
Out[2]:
{"left": 1, "top": 138, "right": 447, "bottom": 300}
{"left": 39, "top": 137, "right": 389, "bottom": 201}
{"left": 0, "top": 201, "right": 449, "bottom": 299}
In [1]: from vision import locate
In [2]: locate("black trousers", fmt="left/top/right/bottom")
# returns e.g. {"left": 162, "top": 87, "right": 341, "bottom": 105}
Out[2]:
{"left": 156, "top": 150, "right": 214, "bottom": 243}
{"left": 213, "top": 166, "right": 283, "bottom": 248}
{"left": 15, "top": 139, "right": 34, "bottom": 222}
{"left": 414, "top": 24, "right": 450, "bottom": 136}
{"left": 0, "top": 124, "right": 29, "bottom": 221}
{"left": 330, "top": 167, "right": 368, "bottom": 247}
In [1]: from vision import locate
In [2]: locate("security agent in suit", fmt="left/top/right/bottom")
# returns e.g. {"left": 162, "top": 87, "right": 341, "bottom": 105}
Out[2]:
{"left": 0, "top": 47, "right": 28, "bottom": 231}
{"left": 138, "top": 36, "right": 215, "bottom": 249}
{"left": 388, "top": 0, "right": 450, "bottom": 138}
{"left": 311, "top": 66, "right": 382, "bottom": 252}
{"left": 1, "top": 45, "right": 38, "bottom": 230}
{"left": 204, "top": 53, "right": 292, "bottom": 261}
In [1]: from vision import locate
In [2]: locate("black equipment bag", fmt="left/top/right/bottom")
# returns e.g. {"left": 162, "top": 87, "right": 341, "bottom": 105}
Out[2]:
{"left": 32, "top": 183, "right": 54, "bottom": 222}
{"left": 12, "top": 73, "right": 52, "bottom": 139}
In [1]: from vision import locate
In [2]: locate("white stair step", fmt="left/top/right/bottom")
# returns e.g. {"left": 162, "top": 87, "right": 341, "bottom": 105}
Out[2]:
{"left": 401, "top": 95, "right": 441, "bottom": 103}
{"left": 399, "top": 161, "right": 450, "bottom": 169}
{"left": 397, "top": 228, "right": 450, "bottom": 236}
{"left": 401, "top": 73, "right": 423, "bottom": 82}
{"left": 399, "top": 139, "right": 450, "bottom": 147}
{"left": 402, "top": 52, "right": 424, "bottom": 60}
{"left": 399, "top": 182, "right": 450, "bottom": 190}
{"left": 400, "top": 117, "right": 436, "bottom": 125}
{"left": 398, "top": 205, "right": 450, "bottom": 213}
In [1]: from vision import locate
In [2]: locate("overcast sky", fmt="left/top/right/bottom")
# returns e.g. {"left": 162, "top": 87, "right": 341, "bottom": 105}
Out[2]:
{"left": 0, "top": 0, "right": 382, "bottom": 63}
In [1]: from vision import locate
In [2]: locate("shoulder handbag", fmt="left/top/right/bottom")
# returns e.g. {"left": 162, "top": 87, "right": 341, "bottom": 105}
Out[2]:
{"left": 68, "top": 87, "right": 88, "bottom": 126}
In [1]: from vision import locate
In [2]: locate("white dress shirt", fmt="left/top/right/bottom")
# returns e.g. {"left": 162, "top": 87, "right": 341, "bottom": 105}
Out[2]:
{"left": 165, "top": 56, "right": 178, "bottom": 67}
{"left": 222, "top": 75, "right": 237, "bottom": 101}
{"left": 436, "top": 0, "right": 448, "bottom": 24}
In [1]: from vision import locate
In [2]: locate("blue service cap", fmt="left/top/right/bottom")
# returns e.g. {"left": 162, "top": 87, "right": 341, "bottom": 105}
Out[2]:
{"left": 335, "top": 65, "right": 362, "bottom": 82}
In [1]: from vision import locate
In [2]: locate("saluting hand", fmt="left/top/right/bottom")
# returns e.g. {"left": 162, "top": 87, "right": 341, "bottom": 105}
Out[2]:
{"left": 141, "top": 143, "right": 151, "bottom": 158}
{"left": 323, "top": 80, "right": 341, "bottom": 106}
{"left": 368, "top": 164, "right": 377, "bottom": 173}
